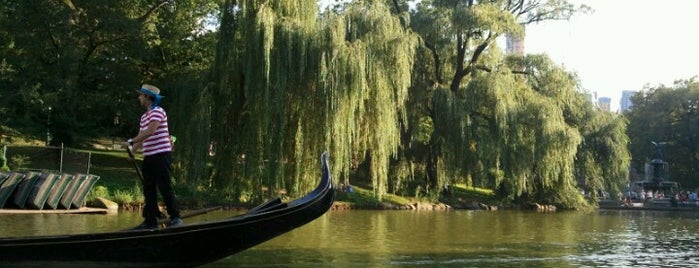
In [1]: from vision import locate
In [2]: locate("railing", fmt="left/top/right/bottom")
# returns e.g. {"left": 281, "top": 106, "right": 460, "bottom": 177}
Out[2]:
{"left": 2, "top": 145, "right": 92, "bottom": 174}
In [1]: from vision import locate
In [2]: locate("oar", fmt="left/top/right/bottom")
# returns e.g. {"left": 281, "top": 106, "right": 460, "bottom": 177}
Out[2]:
{"left": 126, "top": 146, "right": 144, "bottom": 182}
{"left": 156, "top": 206, "right": 222, "bottom": 226}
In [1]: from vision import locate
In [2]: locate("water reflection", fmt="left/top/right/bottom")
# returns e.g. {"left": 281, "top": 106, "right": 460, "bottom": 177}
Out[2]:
{"left": 1, "top": 209, "right": 698, "bottom": 267}
{"left": 209, "top": 210, "right": 699, "bottom": 267}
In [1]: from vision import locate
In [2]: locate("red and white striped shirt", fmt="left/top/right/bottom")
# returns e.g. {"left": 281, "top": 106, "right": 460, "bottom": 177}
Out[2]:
{"left": 140, "top": 107, "right": 172, "bottom": 156}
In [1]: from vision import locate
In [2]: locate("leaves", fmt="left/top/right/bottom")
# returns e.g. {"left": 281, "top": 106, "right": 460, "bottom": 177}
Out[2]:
{"left": 626, "top": 79, "right": 699, "bottom": 189}
{"left": 2, "top": 0, "right": 633, "bottom": 208}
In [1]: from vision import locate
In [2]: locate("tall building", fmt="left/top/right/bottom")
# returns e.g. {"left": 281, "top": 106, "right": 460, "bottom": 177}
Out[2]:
{"left": 620, "top": 90, "right": 637, "bottom": 112}
{"left": 598, "top": 97, "right": 611, "bottom": 112}
{"left": 506, "top": 30, "right": 525, "bottom": 55}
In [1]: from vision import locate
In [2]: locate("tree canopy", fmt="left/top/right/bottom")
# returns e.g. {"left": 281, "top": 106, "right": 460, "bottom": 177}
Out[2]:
{"left": 625, "top": 79, "right": 699, "bottom": 190}
{"left": 1, "top": 0, "right": 639, "bottom": 208}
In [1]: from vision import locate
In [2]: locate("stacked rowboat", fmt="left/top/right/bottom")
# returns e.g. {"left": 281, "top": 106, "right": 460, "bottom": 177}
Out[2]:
{"left": 0, "top": 171, "right": 99, "bottom": 210}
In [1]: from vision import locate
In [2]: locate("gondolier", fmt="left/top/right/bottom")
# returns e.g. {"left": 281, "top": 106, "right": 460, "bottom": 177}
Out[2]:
{"left": 127, "top": 83, "right": 182, "bottom": 229}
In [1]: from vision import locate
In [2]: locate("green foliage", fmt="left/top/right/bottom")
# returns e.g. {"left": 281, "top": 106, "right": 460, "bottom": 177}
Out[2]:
{"left": 400, "top": 0, "right": 605, "bottom": 209}
{"left": 438, "top": 183, "right": 501, "bottom": 207}
{"left": 112, "top": 189, "right": 137, "bottom": 208}
{"left": 132, "top": 184, "right": 145, "bottom": 204}
{"left": 335, "top": 185, "right": 412, "bottom": 208}
{"left": 625, "top": 79, "right": 699, "bottom": 189}
{"left": 0, "top": 1, "right": 219, "bottom": 144}
{"left": 9, "top": 155, "right": 30, "bottom": 170}
{"left": 210, "top": 0, "right": 419, "bottom": 201}
{"left": 453, "top": 183, "right": 495, "bottom": 197}
{"left": 87, "top": 185, "right": 110, "bottom": 202}
{"left": 319, "top": 1, "right": 419, "bottom": 200}
{"left": 335, "top": 189, "right": 386, "bottom": 208}
{"left": 2, "top": 0, "right": 632, "bottom": 210}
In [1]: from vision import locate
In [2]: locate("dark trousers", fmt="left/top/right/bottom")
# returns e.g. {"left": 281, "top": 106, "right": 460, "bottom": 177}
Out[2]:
{"left": 141, "top": 152, "right": 180, "bottom": 224}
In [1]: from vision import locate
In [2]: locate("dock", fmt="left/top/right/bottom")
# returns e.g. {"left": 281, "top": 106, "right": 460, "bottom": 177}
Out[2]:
{"left": 0, "top": 207, "right": 109, "bottom": 214}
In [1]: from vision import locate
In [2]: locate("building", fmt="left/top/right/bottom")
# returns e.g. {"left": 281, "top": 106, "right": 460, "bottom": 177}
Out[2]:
{"left": 620, "top": 90, "right": 637, "bottom": 112}
{"left": 598, "top": 97, "right": 611, "bottom": 111}
{"left": 505, "top": 31, "right": 525, "bottom": 55}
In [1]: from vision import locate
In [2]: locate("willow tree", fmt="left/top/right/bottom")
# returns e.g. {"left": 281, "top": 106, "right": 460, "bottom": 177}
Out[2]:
{"left": 514, "top": 54, "right": 631, "bottom": 203}
{"left": 209, "top": 0, "right": 417, "bottom": 201}
{"left": 502, "top": 54, "right": 629, "bottom": 207}
{"left": 408, "top": 0, "right": 570, "bottom": 183}
{"left": 573, "top": 110, "right": 630, "bottom": 203}
{"left": 403, "top": 0, "right": 611, "bottom": 207}
{"left": 210, "top": 0, "right": 325, "bottom": 202}
{"left": 318, "top": 1, "right": 419, "bottom": 199}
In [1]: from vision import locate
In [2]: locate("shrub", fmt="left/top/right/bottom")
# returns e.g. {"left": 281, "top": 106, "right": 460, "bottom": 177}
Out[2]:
{"left": 9, "top": 154, "right": 30, "bottom": 170}
{"left": 112, "top": 190, "right": 135, "bottom": 208}
{"left": 87, "top": 185, "right": 110, "bottom": 200}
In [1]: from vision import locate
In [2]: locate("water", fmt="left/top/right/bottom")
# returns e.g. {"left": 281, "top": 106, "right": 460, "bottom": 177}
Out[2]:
{"left": 1, "top": 209, "right": 698, "bottom": 267}
{"left": 0, "top": 209, "right": 241, "bottom": 237}
{"left": 205, "top": 210, "right": 699, "bottom": 267}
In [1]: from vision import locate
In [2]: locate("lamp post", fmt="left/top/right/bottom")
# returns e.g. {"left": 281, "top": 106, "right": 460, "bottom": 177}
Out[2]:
{"left": 46, "top": 106, "right": 52, "bottom": 146}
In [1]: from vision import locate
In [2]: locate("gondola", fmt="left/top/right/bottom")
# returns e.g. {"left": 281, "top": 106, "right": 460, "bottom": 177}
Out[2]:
{"left": 0, "top": 152, "right": 335, "bottom": 267}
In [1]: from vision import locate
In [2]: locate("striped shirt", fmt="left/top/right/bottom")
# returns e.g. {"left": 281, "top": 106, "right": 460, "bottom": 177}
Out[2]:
{"left": 140, "top": 106, "right": 172, "bottom": 156}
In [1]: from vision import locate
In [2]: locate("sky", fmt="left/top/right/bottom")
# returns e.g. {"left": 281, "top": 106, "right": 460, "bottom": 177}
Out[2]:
{"left": 319, "top": 0, "right": 699, "bottom": 112}
{"left": 524, "top": 0, "right": 699, "bottom": 111}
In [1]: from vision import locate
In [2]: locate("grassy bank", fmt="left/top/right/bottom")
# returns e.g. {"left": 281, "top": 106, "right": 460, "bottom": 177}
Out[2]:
{"left": 3, "top": 143, "right": 500, "bottom": 210}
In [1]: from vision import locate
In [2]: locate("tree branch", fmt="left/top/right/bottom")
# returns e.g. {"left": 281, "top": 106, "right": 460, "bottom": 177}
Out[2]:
{"left": 392, "top": 0, "right": 401, "bottom": 13}
{"left": 450, "top": 31, "right": 497, "bottom": 91}
{"left": 60, "top": 0, "right": 80, "bottom": 25}
{"left": 450, "top": 32, "right": 467, "bottom": 91}
{"left": 424, "top": 40, "right": 443, "bottom": 85}
{"left": 138, "top": 0, "right": 170, "bottom": 22}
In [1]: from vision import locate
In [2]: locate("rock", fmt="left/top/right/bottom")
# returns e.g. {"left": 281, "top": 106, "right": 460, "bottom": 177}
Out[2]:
{"left": 94, "top": 197, "right": 119, "bottom": 214}
{"left": 529, "top": 203, "right": 557, "bottom": 212}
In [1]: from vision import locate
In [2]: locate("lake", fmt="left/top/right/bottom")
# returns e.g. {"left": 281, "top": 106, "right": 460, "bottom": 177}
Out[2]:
{"left": 1, "top": 209, "right": 698, "bottom": 267}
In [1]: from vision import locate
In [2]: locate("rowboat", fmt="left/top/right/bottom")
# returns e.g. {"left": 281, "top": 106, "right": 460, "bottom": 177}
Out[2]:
{"left": 0, "top": 152, "right": 335, "bottom": 267}
{"left": 0, "top": 171, "right": 99, "bottom": 211}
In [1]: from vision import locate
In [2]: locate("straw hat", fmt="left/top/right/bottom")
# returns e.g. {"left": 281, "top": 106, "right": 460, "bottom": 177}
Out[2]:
{"left": 138, "top": 84, "right": 161, "bottom": 96}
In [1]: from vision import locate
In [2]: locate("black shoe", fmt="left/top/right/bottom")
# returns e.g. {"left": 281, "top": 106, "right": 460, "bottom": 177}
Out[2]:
{"left": 167, "top": 217, "right": 183, "bottom": 227}
{"left": 132, "top": 221, "right": 159, "bottom": 230}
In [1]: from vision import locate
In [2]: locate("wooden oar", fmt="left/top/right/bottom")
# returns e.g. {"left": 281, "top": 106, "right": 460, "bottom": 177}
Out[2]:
{"left": 157, "top": 206, "right": 222, "bottom": 227}
{"left": 125, "top": 146, "right": 144, "bottom": 183}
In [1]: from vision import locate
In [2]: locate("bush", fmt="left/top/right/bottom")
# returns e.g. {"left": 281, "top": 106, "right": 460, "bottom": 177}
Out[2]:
{"left": 9, "top": 154, "right": 30, "bottom": 170}
{"left": 87, "top": 185, "right": 110, "bottom": 200}
{"left": 112, "top": 190, "right": 136, "bottom": 208}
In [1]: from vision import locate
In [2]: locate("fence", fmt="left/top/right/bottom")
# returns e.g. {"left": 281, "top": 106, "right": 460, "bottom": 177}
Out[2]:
{"left": 2, "top": 145, "right": 92, "bottom": 174}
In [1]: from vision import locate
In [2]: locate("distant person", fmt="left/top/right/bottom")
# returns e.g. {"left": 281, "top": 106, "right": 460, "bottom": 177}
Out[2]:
{"left": 127, "top": 84, "right": 182, "bottom": 230}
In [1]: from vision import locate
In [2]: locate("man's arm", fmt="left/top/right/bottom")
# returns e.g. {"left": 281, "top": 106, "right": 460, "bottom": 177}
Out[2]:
{"left": 133, "top": 121, "right": 159, "bottom": 142}
{"left": 128, "top": 120, "right": 159, "bottom": 151}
